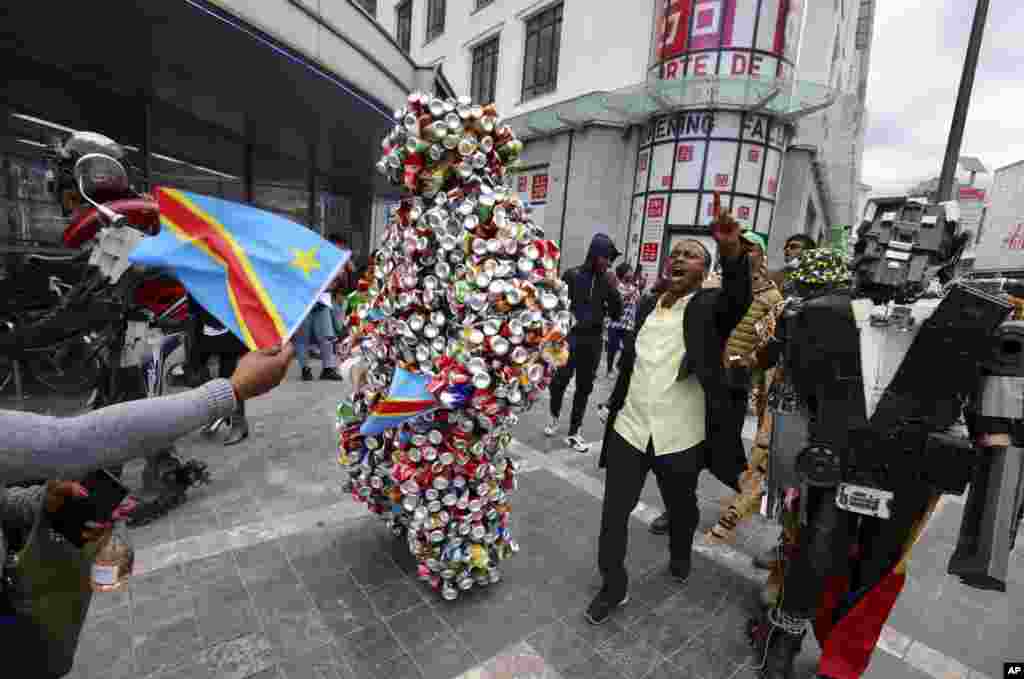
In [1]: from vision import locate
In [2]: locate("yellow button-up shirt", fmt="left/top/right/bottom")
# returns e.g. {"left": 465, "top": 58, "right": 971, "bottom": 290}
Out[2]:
{"left": 614, "top": 293, "right": 706, "bottom": 456}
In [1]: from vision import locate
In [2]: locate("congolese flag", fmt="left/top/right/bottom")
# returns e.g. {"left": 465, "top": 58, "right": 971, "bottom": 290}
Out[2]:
{"left": 128, "top": 188, "right": 350, "bottom": 350}
{"left": 360, "top": 368, "right": 438, "bottom": 436}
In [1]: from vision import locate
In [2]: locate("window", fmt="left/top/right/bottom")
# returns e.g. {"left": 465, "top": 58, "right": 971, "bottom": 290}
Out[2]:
{"left": 355, "top": 0, "right": 377, "bottom": 16}
{"left": 396, "top": 1, "right": 412, "bottom": 53}
{"left": 471, "top": 36, "right": 500, "bottom": 106}
{"left": 521, "top": 3, "right": 563, "bottom": 101}
{"left": 426, "top": 0, "right": 446, "bottom": 42}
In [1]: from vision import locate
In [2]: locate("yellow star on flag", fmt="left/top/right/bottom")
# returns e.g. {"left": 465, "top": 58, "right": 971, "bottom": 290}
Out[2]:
{"left": 291, "top": 246, "right": 321, "bottom": 279}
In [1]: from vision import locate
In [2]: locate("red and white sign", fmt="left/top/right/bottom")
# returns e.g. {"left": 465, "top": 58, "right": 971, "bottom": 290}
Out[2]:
{"left": 647, "top": 197, "right": 666, "bottom": 218}
{"left": 638, "top": 152, "right": 649, "bottom": 173}
{"left": 530, "top": 174, "right": 549, "bottom": 202}
{"left": 959, "top": 187, "right": 987, "bottom": 201}
{"left": 655, "top": 0, "right": 800, "bottom": 73}
{"left": 748, "top": 148, "right": 761, "bottom": 163}
{"left": 678, "top": 145, "right": 694, "bottom": 163}
{"left": 641, "top": 242, "right": 661, "bottom": 262}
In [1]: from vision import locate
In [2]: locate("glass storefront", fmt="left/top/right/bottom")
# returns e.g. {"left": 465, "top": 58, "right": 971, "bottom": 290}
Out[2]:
{"left": 1, "top": 59, "right": 376, "bottom": 262}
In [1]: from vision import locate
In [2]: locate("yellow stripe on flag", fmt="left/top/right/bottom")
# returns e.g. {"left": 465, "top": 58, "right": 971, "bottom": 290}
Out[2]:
{"left": 164, "top": 188, "right": 288, "bottom": 339}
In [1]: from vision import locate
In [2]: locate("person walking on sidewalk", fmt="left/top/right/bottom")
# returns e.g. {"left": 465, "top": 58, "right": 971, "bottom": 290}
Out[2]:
{"left": 545, "top": 233, "right": 624, "bottom": 453}
{"left": 586, "top": 206, "right": 752, "bottom": 625}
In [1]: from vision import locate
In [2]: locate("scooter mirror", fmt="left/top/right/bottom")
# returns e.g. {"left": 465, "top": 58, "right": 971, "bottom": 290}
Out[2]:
{"left": 73, "top": 153, "right": 129, "bottom": 226}
{"left": 74, "top": 153, "right": 129, "bottom": 200}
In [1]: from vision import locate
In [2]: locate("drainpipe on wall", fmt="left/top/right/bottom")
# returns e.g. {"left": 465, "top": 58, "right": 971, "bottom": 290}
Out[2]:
{"left": 557, "top": 129, "right": 575, "bottom": 275}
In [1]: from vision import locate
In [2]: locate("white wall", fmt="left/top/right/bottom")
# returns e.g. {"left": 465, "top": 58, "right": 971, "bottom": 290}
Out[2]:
{"left": 379, "top": 0, "right": 654, "bottom": 116}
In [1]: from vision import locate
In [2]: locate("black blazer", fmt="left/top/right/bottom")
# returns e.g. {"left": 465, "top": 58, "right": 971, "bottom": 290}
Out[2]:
{"left": 598, "top": 254, "right": 753, "bottom": 492}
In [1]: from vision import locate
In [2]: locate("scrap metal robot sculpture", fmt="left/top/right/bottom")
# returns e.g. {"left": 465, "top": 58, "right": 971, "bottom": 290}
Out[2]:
{"left": 750, "top": 196, "right": 1024, "bottom": 679}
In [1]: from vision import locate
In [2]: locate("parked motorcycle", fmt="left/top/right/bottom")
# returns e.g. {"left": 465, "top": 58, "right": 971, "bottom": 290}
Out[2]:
{"left": 5, "top": 132, "right": 211, "bottom": 524}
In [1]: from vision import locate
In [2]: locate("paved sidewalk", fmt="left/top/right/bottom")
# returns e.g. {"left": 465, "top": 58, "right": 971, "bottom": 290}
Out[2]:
{"left": 58, "top": 367, "right": 1017, "bottom": 679}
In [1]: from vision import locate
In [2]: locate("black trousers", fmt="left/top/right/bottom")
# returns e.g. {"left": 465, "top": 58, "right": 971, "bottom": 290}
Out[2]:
{"left": 781, "top": 482, "right": 934, "bottom": 618}
{"left": 549, "top": 333, "right": 601, "bottom": 436}
{"left": 598, "top": 427, "right": 704, "bottom": 600}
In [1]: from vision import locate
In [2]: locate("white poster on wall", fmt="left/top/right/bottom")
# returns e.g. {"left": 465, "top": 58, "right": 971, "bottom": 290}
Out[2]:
{"left": 635, "top": 149, "right": 650, "bottom": 194}
{"left": 668, "top": 193, "right": 699, "bottom": 227}
{"left": 703, "top": 140, "right": 738, "bottom": 192}
{"left": 673, "top": 140, "right": 706, "bottom": 191}
{"left": 650, "top": 143, "right": 676, "bottom": 192}
{"left": 764, "top": 147, "right": 782, "bottom": 198}
{"left": 756, "top": 201, "right": 774, "bottom": 233}
{"left": 641, "top": 195, "right": 668, "bottom": 283}
{"left": 736, "top": 143, "right": 766, "bottom": 196}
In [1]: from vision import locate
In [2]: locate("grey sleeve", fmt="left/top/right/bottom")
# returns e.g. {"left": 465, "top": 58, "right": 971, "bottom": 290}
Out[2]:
{"left": 1, "top": 485, "right": 45, "bottom": 534}
{"left": 0, "top": 379, "right": 237, "bottom": 484}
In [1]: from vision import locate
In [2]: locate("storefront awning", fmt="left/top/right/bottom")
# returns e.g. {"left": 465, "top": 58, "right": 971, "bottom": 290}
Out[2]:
{"left": 510, "top": 75, "right": 838, "bottom": 140}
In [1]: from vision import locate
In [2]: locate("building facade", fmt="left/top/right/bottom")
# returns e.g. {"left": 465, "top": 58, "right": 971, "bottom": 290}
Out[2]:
{"left": 2, "top": 0, "right": 455, "bottom": 265}
{"left": 375, "top": 0, "right": 876, "bottom": 275}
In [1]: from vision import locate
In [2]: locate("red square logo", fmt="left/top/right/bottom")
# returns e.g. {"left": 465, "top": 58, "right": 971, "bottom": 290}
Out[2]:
{"left": 715, "top": 173, "right": 730, "bottom": 188}
{"left": 647, "top": 197, "right": 665, "bottom": 218}
{"left": 748, "top": 148, "right": 761, "bottom": 163}
{"left": 738, "top": 206, "right": 751, "bottom": 219}
{"left": 638, "top": 152, "right": 649, "bottom": 173}
{"left": 678, "top": 145, "right": 693, "bottom": 162}
{"left": 696, "top": 8, "right": 715, "bottom": 29}
{"left": 661, "top": 175, "right": 672, "bottom": 188}
{"left": 767, "top": 177, "right": 777, "bottom": 194}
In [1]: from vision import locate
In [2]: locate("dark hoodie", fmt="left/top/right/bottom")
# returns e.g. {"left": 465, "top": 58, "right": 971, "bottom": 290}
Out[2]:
{"left": 563, "top": 233, "right": 624, "bottom": 336}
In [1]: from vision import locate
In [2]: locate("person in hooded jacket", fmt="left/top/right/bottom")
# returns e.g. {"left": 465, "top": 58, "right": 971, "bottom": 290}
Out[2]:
{"left": 544, "top": 233, "right": 624, "bottom": 452}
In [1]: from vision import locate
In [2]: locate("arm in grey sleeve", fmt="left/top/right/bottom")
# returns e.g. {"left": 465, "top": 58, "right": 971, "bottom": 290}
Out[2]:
{"left": 0, "top": 379, "right": 237, "bottom": 484}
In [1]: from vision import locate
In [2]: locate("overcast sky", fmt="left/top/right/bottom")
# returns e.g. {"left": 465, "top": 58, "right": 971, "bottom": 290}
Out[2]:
{"left": 861, "top": 1, "right": 1023, "bottom": 196}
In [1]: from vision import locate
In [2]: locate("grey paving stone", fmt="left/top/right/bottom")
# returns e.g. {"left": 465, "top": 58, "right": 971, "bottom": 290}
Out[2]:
{"left": 246, "top": 666, "right": 284, "bottom": 679}
{"left": 131, "top": 590, "right": 197, "bottom": 636}
{"left": 141, "top": 659, "right": 214, "bottom": 679}
{"left": 387, "top": 603, "right": 451, "bottom": 651}
{"left": 72, "top": 615, "right": 135, "bottom": 679}
{"left": 409, "top": 633, "right": 477, "bottom": 679}
{"left": 191, "top": 632, "right": 277, "bottom": 679}
{"left": 88, "top": 585, "right": 131, "bottom": 615}
{"left": 173, "top": 510, "right": 222, "bottom": 541}
{"left": 864, "top": 648, "right": 934, "bottom": 679}
{"left": 194, "top": 583, "right": 262, "bottom": 647}
{"left": 133, "top": 616, "right": 204, "bottom": 677}
{"left": 276, "top": 642, "right": 348, "bottom": 679}
{"left": 335, "top": 621, "right": 403, "bottom": 667}
{"left": 233, "top": 540, "right": 300, "bottom": 587}
{"left": 366, "top": 578, "right": 427, "bottom": 619}
{"left": 346, "top": 651, "right": 424, "bottom": 679}
{"left": 561, "top": 606, "right": 631, "bottom": 649}
{"left": 670, "top": 634, "right": 742, "bottom": 679}
{"left": 250, "top": 580, "right": 315, "bottom": 617}
{"left": 346, "top": 551, "right": 406, "bottom": 588}
{"left": 128, "top": 563, "right": 187, "bottom": 603}
{"left": 559, "top": 650, "right": 628, "bottom": 679}
{"left": 526, "top": 620, "right": 595, "bottom": 672}
{"left": 184, "top": 551, "right": 240, "bottom": 587}
{"left": 594, "top": 626, "right": 665, "bottom": 679}
{"left": 262, "top": 606, "right": 334, "bottom": 662}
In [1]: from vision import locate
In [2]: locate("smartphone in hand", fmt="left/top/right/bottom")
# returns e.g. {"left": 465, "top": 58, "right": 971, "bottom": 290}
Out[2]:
{"left": 49, "top": 470, "right": 129, "bottom": 548}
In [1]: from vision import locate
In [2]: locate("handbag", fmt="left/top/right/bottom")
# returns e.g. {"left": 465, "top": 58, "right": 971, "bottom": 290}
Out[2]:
{"left": 5, "top": 498, "right": 98, "bottom": 677}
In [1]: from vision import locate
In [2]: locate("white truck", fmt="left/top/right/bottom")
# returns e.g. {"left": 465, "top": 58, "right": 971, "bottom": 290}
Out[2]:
{"left": 967, "top": 159, "right": 1024, "bottom": 279}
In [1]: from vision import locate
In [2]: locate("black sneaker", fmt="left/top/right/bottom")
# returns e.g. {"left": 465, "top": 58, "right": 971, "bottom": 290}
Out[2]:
{"left": 584, "top": 587, "right": 629, "bottom": 625}
{"left": 320, "top": 368, "right": 343, "bottom": 381}
{"left": 669, "top": 559, "right": 690, "bottom": 584}
{"left": 301, "top": 367, "right": 313, "bottom": 381}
